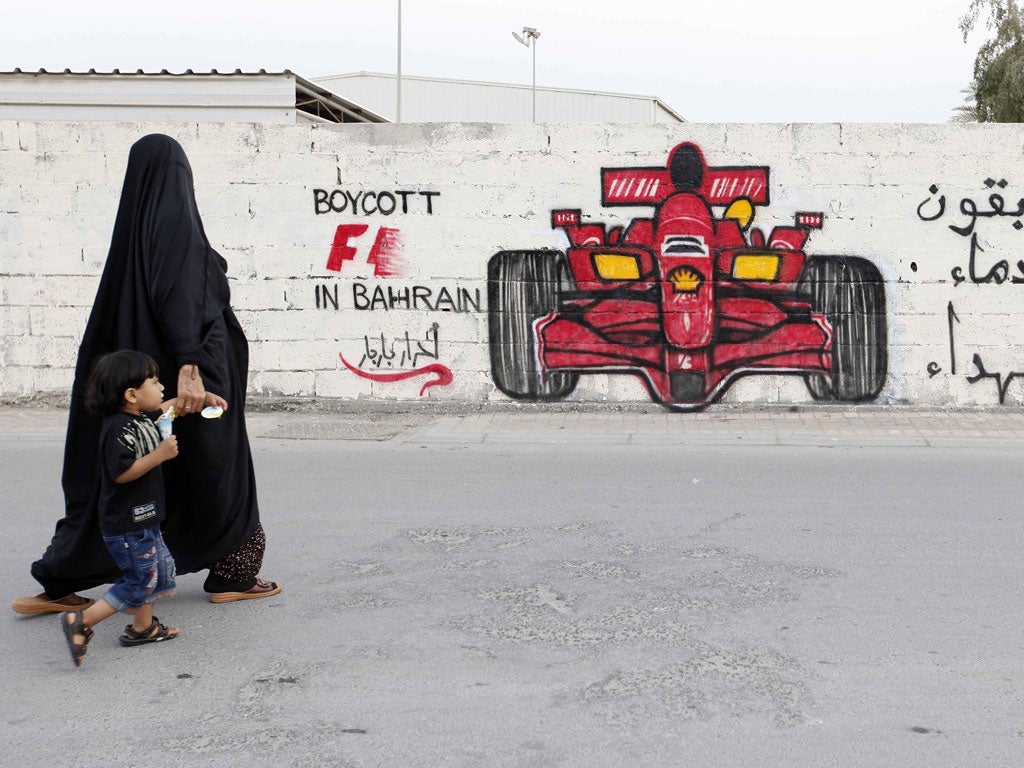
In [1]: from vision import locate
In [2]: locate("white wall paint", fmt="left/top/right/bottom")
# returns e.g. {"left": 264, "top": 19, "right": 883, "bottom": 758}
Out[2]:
{"left": 1, "top": 120, "right": 1021, "bottom": 408}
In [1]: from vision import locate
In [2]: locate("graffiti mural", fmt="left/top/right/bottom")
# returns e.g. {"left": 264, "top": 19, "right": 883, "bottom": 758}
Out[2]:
{"left": 488, "top": 142, "right": 888, "bottom": 410}
{"left": 313, "top": 183, "right": 455, "bottom": 395}
{"left": 917, "top": 181, "right": 1024, "bottom": 404}
{"left": 338, "top": 322, "right": 453, "bottom": 396}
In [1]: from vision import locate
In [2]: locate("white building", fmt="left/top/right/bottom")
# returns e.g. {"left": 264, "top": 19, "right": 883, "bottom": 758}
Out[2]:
{"left": 0, "top": 69, "right": 386, "bottom": 124}
{"left": 0, "top": 69, "right": 683, "bottom": 125}
{"left": 314, "top": 72, "right": 685, "bottom": 123}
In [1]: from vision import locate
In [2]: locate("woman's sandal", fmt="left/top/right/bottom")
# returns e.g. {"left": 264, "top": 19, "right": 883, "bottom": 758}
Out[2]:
{"left": 59, "top": 610, "right": 93, "bottom": 667}
{"left": 119, "top": 617, "right": 179, "bottom": 647}
{"left": 208, "top": 578, "right": 282, "bottom": 603}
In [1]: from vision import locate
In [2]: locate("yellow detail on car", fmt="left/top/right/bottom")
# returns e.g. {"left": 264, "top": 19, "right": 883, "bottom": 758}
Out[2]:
{"left": 732, "top": 254, "right": 781, "bottom": 281}
{"left": 594, "top": 253, "right": 641, "bottom": 281}
{"left": 723, "top": 198, "right": 754, "bottom": 230}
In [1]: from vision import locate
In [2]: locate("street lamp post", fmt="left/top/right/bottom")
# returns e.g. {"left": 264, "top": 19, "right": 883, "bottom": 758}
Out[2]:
{"left": 512, "top": 26, "right": 540, "bottom": 122}
{"left": 397, "top": 0, "right": 402, "bottom": 122}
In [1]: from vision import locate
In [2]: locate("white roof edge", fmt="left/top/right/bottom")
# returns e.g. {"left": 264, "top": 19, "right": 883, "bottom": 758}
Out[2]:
{"left": 315, "top": 70, "right": 679, "bottom": 106}
{"left": 0, "top": 69, "right": 390, "bottom": 123}
{"left": 654, "top": 99, "right": 686, "bottom": 123}
{"left": 0, "top": 68, "right": 294, "bottom": 77}
{"left": 0, "top": 69, "right": 677, "bottom": 123}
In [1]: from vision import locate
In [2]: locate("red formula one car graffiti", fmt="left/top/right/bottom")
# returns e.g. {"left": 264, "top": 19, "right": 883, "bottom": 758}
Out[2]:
{"left": 488, "top": 142, "right": 887, "bottom": 410}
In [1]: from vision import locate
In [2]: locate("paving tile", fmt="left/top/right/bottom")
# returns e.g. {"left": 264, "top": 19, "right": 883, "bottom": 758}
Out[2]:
{"left": 7, "top": 405, "right": 1024, "bottom": 447}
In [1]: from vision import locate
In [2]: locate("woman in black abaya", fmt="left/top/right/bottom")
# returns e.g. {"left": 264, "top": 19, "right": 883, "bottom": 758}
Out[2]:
{"left": 12, "top": 134, "right": 279, "bottom": 613}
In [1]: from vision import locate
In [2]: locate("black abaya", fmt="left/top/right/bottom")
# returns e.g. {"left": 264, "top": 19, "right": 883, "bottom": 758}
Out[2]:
{"left": 30, "top": 134, "right": 260, "bottom": 597}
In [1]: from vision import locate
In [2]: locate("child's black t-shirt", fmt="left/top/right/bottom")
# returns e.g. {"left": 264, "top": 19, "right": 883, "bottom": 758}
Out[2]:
{"left": 98, "top": 411, "right": 165, "bottom": 534}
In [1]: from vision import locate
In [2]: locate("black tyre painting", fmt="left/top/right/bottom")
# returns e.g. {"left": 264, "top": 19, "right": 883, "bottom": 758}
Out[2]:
{"left": 488, "top": 250, "right": 578, "bottom": 400}
{"left": 798, "top": 256, "right": 887, "bottom": 401}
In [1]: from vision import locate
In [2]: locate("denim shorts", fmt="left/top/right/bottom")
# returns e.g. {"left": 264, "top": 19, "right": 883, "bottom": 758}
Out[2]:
{"left": 101, "top": 525, "right": 176, "bottom": 613}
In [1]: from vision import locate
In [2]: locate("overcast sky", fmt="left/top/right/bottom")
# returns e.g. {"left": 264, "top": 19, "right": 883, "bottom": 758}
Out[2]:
{"left": 1, "top": 0, "right": 988, "bottom": 122}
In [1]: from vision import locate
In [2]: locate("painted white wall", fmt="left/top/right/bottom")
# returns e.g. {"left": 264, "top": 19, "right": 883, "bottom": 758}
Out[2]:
{"left": 1, "top": 120, "right": 1021, "bottom": 408}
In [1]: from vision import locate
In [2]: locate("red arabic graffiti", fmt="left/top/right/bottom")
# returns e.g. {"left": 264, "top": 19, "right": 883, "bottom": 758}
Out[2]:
{"left": 338, "top": 353, "right": 453, "bottom": 396}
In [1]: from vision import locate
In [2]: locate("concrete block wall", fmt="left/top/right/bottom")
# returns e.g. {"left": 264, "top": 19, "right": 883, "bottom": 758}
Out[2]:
{"left": 2, "top": 119, "right": 1023, "bottom": 409}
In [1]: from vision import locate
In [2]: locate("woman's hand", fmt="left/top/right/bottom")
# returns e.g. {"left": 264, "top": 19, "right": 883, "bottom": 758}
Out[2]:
{"left": 177, "top": 364, "right": 206, "bottom": 414}
{"left": 204, "top": 391, "right": 229, "bottom": 411}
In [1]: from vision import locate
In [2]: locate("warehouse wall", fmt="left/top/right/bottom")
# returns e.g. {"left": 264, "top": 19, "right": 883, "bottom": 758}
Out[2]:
{"left": 1, "top": 120, "right": 1021, "bottom": 409}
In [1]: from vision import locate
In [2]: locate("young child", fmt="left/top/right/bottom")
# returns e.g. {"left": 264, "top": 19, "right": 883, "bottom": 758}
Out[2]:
{"left": 58, "top": 350, "right": 217, "bottom": 667}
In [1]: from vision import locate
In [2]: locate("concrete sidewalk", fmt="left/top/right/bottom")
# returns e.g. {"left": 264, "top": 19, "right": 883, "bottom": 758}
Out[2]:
{"left": 5, "top": 404, "right": 1024, "bottom": 447}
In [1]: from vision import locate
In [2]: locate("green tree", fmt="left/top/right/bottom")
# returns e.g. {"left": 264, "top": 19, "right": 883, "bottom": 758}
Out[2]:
{"left": 956, "top": 1, "right": 1024, "bottom": 121}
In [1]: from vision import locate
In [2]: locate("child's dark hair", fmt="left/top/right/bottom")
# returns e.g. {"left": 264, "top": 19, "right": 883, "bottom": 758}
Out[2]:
{"left": 85, "top": 350, "right": 160, "bottom": 416}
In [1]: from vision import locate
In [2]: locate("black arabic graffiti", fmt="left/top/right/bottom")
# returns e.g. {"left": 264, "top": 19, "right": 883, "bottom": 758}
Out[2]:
{"left": 359, "top": 323, "right": 441, "bottom": 369}
{"left": 917, "top": 182, "right": 1024, "bottom": 286}
{"left": 967, "top": 353, "right": 1024, "bottom": 405}
{"left": 917, "top": 181, "right": 1024, "bottom": 235}
{"left": 935, "top": 302, "right": 1024, "bottom": 404}
{"left": 948, "top": 301, "right": 959, "bottom": 376}
{"left": 927, "top": 301, "right": 960, "bottom": 378}
{"left": 919, "top": 196, "right": 1024, "bottom": 405}
{"left": 949, "top": 233, "right": 1024, "bottom": 286}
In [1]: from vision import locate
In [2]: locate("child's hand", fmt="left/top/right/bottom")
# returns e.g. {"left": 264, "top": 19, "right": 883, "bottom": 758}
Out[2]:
{"left": 155, "top": 435, "right": 179, "bottom": 461}
{"left": 204, "top": 391, "right": 229, "bottom": 411}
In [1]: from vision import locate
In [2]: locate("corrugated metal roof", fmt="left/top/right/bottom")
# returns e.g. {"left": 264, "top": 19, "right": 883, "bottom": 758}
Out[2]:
{"left": 0, "top": 69, "right": 388, "bottom": 123}
{"left": 317, "top": 71, "right": 685, "bottom": 123}
{"left": 6, "top": 68, "right": 284, "bottom": 76}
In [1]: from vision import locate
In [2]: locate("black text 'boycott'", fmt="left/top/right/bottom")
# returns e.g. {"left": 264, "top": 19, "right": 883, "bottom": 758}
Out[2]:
{"left": 314, "top": 189, "right": 441, "bottom": 216}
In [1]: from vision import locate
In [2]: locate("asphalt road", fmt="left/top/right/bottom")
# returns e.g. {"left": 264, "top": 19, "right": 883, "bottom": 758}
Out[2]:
{"left": 2, "top": 410, "right": 1023, "bottom": 767}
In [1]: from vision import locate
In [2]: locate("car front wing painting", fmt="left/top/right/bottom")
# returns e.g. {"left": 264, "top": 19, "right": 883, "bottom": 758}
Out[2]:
{"left": 487, "top": 142, "right": 887, "bottom": 411}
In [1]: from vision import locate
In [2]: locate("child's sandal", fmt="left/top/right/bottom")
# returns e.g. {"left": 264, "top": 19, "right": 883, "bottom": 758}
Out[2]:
{"left": 119, "top": 617, "right": 178, "bottom": 646}
{"left": 59, "top": 610, "right": 92, "bottom": 667}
